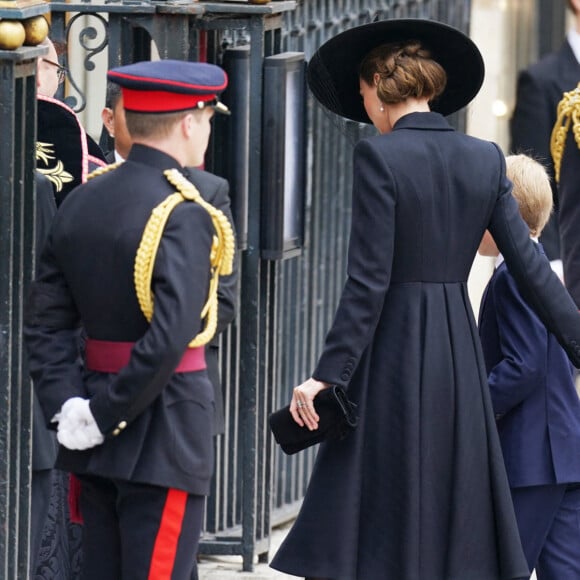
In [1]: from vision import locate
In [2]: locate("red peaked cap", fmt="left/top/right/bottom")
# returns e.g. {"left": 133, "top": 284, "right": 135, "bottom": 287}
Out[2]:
{"left": 107, "top": 59, "right": 229, "bottom": 114}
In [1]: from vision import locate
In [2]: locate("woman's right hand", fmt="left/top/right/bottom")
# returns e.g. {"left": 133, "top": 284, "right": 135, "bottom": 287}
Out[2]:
{"left": 290, "top": 377, "right": 331, "bottom": 430}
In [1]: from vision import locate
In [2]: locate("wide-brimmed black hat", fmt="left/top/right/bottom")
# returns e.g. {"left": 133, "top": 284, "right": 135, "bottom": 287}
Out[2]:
{"left": 307, "top": 18, "right": 485, "bottom": 123}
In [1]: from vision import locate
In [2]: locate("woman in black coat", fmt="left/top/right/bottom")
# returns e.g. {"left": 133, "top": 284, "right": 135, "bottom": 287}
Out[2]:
{"left": 270, "top": 19, "right": 580, "bottom": 580}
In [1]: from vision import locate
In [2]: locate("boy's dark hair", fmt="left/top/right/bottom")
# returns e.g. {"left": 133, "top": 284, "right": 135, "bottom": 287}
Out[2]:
{"left": 105, "top": 82, "right": 122, "bottom": 109}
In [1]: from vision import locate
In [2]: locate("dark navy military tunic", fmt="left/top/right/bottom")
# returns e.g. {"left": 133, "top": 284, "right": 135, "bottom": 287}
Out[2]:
{"left": 25, "top": 144, "right": 220, "bottom": 496}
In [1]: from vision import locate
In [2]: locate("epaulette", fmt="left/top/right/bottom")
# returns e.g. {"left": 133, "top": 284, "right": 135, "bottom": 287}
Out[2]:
{"left": 86, "top": 162, "right": 122, "bottom": 180}
{"left": 134, "top": 169, "right": 236, "bottom": 347}
{"left": 551, "top": 83, "right": 580, "bottom": 183}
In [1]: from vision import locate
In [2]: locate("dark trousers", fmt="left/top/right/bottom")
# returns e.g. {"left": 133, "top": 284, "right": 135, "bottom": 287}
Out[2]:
{"left": 30, "top": 468, "right": 53, "bottom": 570}
{"left": 78, "top": 474, "right": 204, "bottom": 580}
{"left": 511, "top": 484, "right": 580, "bottom": 579}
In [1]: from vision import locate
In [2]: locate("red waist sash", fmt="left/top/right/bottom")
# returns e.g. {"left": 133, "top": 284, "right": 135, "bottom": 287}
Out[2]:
{"left": 85, "top": 338, "right": 206, "bottom": 374}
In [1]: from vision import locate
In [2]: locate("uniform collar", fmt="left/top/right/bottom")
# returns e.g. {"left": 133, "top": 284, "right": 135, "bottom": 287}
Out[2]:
{"left": 126, "top": 143, "right": 183, "bottom": 172}
{"left": 392, "top": 111, "right": 454, "bottom": 132}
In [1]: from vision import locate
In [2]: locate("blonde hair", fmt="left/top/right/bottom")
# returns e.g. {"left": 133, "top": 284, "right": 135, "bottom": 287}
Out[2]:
{"left": 359, "top": 41, "right": 447, "bottom": 105}
{"left": 505, "top": 154, "right": 553, "bottom": 237}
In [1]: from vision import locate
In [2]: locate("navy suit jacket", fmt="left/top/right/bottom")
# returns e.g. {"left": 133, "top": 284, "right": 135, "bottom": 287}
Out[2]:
{"left": 31, "top": 172, "right": 59, "bottom": 471}
{"left": 184, "top": 166, "right": 238, "bottom": 434}
{"left": 479, "top": 250, "right": 580, "bottom": 488}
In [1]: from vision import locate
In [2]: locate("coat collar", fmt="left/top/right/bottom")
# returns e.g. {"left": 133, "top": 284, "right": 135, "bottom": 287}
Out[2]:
{"left": 392, "top": 111, "right": 454, "bottom": 132}
{"left": 127, "top": 143, "right": 183, "bottom": 172}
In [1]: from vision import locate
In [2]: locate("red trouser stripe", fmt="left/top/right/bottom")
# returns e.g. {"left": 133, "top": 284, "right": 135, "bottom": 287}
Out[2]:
{"left": 148, "top": 489, "right": 188, "bottom": 580}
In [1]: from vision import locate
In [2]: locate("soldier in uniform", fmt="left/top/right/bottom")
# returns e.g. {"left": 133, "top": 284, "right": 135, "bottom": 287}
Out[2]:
{"left": 100, "top": 80, "right": 238, "bottom": 436}
{"left": 551, "top": 82, "right": 580, "bottom": 308}
{"left": 24, "top": 59, "right": 235, "bottom": 579}
{"left": 509, "top": 0, "right": 580, "bottom": 269}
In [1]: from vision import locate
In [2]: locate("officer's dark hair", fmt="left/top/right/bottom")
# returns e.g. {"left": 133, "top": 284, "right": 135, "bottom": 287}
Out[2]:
{"left": 125, "top": 109, "right": 200, "bottom": 139}
{"left": 105, "top": 82, "right": 122, "bottom": 110}
{"left": 359, "top": 40, "right": 446, "bottom": 106}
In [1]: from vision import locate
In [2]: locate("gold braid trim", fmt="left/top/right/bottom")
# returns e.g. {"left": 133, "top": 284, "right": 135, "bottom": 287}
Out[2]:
{"left": 134, "top": 168, "right": 235, "bottom": 347}
{"left": 551, "top": 83, "right": 580, "bottom": 183}
{"left": 87, "top": 162, "right": 123, "bottom": 180}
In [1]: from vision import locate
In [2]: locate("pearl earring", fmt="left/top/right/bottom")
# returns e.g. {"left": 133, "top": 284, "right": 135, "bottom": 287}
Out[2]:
{"left": 380, "top": 105, "right": 384, "bottom": 112}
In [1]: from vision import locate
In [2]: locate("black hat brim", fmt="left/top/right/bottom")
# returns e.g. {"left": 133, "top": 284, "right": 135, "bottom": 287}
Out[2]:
{"left": 307, "top": 18, "right": 485, "bottom": 123}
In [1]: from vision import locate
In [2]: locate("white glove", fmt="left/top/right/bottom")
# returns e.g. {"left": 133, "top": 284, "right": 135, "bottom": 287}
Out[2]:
{"left": 56, "top": 397, "right": 105, "bottom": 451}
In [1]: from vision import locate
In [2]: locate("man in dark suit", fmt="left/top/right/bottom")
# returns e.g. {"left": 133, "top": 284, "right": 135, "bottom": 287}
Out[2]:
{"left": 478, "top": 154, "right": 580, "bottom": 579}
{"left": 24, "top": 60, "right": 235, "bottom": 579}
{"left": 29, "top": 172, "right": 59, "bottom": 571}
{"left": 510, "top": 0, "right": 580, "bottom": 267}
{"left": 101, "top": 82, "right": 132, "bottom": 164}
{"left": 100, "top": 82, "right": 238, "bottom": 435}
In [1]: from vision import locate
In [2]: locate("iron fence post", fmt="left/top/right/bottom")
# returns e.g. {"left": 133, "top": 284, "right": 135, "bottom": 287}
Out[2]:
{"left": 0, "top": 42, "right": 47, "bottom": 580}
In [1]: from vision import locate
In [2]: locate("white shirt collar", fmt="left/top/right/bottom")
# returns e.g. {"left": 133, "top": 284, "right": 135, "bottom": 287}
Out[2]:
{"left": 567, "top": 28, "right": 580, "bottom": 64}
{"left": 114, "top": 150, "right": 125, "bottom": 163}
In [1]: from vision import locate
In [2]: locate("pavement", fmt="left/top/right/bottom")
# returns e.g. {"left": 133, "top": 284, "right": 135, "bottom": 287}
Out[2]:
{"left": 198, "top": 522, "right": 295, "bottom": 579}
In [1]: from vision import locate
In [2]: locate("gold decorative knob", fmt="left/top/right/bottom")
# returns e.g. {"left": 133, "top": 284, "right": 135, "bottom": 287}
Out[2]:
{"left": 23, "top": 15, "right": 49, "bottom": 46}
{"left": 0, "top": 20, "right": 26, "bottom": 50}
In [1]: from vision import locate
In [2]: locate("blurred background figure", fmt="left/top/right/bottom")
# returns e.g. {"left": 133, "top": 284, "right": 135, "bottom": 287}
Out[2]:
{"left": 100, "top": 82, "right": 132, "bottom": 163}
{"left": 36, "top": 37, "right": 106, "bottom": 207}
{"left": 509, "top": 0, "right": 580, "bottom": 277}
{"left": 551, "top": 82, "right": 580, "bottom": 310}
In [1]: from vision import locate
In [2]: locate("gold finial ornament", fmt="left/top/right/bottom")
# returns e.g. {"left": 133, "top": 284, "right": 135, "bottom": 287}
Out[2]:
{"left": 0, "top": 19, "right": 26, "bottom": 50}
{"left": 551, "top": 83, "right": 580, "bottom": 183}
{"left": 134, "top": 169, "right": 235, "bottom": 347}
{"left": 23, "top": 15, "right": 49, "bottom": 45}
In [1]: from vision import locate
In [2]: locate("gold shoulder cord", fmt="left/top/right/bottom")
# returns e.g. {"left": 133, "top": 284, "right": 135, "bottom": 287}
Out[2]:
{"left": 134, "top": 169, "right": 235, "bottom": 347}
{"left": 87, "top": 162, "right": 123, "bottom": 180}
{"left": 551, "top": 83, "right": 580, "bottom": 183}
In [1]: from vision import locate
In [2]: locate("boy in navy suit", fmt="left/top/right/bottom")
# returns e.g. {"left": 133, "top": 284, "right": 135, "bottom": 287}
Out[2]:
{"left": 478, "top": 154, "right": 580, "bottom": 579}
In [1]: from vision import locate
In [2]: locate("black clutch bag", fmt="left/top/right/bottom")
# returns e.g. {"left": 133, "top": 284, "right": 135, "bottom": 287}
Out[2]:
{"left": 268, "top": 385, "right": 358, "bottom": 455}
